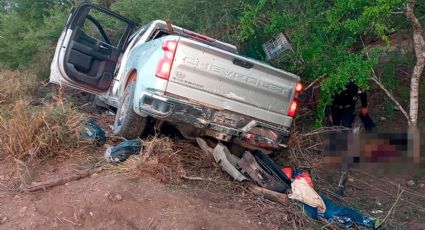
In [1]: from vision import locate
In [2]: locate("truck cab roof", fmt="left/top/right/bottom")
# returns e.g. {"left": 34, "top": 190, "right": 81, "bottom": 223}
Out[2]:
{"left": 132, "top": 20, "right": 239, "bottom": 54}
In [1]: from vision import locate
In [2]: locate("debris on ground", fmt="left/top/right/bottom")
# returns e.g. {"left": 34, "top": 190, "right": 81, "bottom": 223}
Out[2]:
{"left": 288, "top": 178, "right": 326, "bottom": 212}
{"left": 406, "top": 179, "right": 416, "bottom": 187}
{"left": 26, "top": 168, "right": 102, "bottom": 192}
{"left": 304, "top": 196, "right": 376, "bottom": 229}
{"left": 212, "top": 143, "right": 246, "bottom": 182}
{"left": 239, "top": 151, "right": 289, "bottom": 192}
{"left": 195, "top": 138, "right": 381, "bottom": 229}
{"left": 283, "top": 167, "right": 314, "bottom": 188}
{"left": 81, "top": 119, "right": 107, "bottom": 146}
{"left": 105, "top": 139, "right": 143, "bottom": 163}
{"left": 371, "top": 210, "right": 383, "bottom": 214}
{"left": 247, "top": 184, "right": 289, "bottom": 205}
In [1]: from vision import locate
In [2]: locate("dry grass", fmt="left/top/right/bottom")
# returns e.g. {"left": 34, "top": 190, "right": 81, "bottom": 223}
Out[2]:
{"left": 0, "top": 70, "right": 87, "bottom": 190}
{"left": 105, "top": 136, "right": 216, "bottom": 184}
{"left": 286, "top": 126, "right": 351, "bottom": 168}
{"left": 0, "top": 70, "right": 38, "bottom": 106}
{"left": 0, "top": 100, "right": 85, "bottom": 160}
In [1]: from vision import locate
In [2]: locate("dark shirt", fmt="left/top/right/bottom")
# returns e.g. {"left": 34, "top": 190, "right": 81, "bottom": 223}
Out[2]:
{"left": 332, "top": 82, "right": 367, "bottom": 108}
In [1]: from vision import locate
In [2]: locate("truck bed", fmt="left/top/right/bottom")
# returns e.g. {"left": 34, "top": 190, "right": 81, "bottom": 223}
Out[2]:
{"left": 166, "top": 37, "right": 300, "bottom": 127}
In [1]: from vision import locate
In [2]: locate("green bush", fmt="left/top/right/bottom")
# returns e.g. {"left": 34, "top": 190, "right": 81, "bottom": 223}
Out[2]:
{"left": 0, "top": 2, "right": 71, "bottom": 69}
{"left": 239, "top": 0, "right": 408, "bottom": 126}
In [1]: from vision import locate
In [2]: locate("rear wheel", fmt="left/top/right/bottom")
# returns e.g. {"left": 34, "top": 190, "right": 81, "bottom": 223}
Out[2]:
{"left": 113, "top": 82, "right": 147, "bottom": 139}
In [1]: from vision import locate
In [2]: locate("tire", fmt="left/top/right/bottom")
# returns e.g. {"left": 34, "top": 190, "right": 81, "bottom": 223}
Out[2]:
{"left": 113, "top": 82, "right": 147, "bottom": 139}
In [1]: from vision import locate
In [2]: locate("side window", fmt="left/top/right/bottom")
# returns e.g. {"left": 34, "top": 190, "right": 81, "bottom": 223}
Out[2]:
{"left": 126, "top": 24, "right": 150, "bottom": 47}
{"left": 82, "top": 8, "right": 129, "bottom": 47}
{"left": 147, "top": 29, "right": 170, "bottom": 41}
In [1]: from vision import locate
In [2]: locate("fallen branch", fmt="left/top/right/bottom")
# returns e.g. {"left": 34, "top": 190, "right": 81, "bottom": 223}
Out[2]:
{"left": 26, "top": 168, "right": 102, "bottom": 192}
{"left": 304, "top": 75, "right": 326, "bottom": 91}
{"left": 370, "top": 76, "right": 410, "bottom": 122}
{"left": 248, "top": 184, "right": 288, "bottom": 205}
{"left": 181, "top": 175, "right": 218, "bottom": 184}
{"left": 376, "top": 187, "right": 404, "bottom": 228}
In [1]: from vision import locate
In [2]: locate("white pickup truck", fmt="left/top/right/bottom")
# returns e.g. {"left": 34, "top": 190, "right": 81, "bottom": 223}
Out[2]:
{"left": 50, "top": 3, "right": 302, "bottom": 150}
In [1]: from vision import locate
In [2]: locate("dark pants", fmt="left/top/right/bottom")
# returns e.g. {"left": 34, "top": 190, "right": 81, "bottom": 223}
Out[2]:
{"left": 331, "top": 105, "right": 356, "bottom": 128}
{"left": 331, "top": 105, "right": 355, "bottom": 196}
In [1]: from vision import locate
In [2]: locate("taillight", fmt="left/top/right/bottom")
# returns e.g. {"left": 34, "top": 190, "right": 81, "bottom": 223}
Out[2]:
{"left": 288, "top": 82, "right": 302, "bottom": 117}
{"left": 155, "top": 40, "right": 178, "bottom": 80}
{"left": 295, "top": 82, "right": 303, "bottom": 93}
{"left": 288, "top": 100, "right": 298, "bottom": 117}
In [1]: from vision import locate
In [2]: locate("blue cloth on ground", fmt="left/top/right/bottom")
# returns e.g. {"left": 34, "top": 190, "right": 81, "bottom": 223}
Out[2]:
{"left": 293, "top": 168, "right": 304, "bottom": 178}
{"left": 304, "top": 196, "right": 375, "bottom": 229}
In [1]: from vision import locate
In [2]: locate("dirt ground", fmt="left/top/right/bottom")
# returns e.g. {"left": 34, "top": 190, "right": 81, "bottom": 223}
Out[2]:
{"left": 0, "top": 168, "right": 270, "bottom": 230}
{"left": 1, "top": 100, "right": 425, "bottom": 230}
{"left": 0, "top": 111, "right": 303, "bottom": 230}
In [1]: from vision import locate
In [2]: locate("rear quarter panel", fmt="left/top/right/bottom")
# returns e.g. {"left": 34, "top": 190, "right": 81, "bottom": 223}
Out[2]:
{"left": 121, "top": 36, "right": 180, "bottom": 116}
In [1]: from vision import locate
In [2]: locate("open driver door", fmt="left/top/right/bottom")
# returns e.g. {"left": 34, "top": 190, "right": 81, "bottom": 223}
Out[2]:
{"left": 50, "top": 3, "right": 135, "bottom": 95}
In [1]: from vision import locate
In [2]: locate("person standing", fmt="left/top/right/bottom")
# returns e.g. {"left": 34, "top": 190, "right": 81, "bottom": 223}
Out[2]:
{"left": 330, "top": 81, "right": 368, "bottom": 128}
{"left": 329, "top": 81, "right": 368, "bottom": 196}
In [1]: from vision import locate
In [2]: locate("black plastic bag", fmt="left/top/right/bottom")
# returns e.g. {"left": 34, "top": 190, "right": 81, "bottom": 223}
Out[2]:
{"left": 81, "top": 119, "right": 107, "bottom": 146}
{"left": 105, "top": 139, "right": 143, "bottom": 163}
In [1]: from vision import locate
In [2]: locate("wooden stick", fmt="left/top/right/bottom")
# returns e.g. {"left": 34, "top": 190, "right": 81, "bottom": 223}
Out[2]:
{"left": 181, "top": 175, "right": 218, "bottom": 184}
{"left": 304, "top": 75, "right": 326, "bottom": 91}
{"left": 248, "top": 184, "right": 288, "bottom": 205}
{"left": 26, "top": 168, "right": 102, "bottom": 192}
{"left": 376, "top": 187, "right": 404, "bottom": 228}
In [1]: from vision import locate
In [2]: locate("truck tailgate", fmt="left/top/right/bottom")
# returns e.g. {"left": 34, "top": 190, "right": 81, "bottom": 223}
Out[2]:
{"left": 166, "top": 38, "right": 300, "bottom": 126}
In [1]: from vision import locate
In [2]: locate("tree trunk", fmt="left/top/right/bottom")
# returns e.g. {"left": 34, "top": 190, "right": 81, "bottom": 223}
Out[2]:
{"left": 406, "top": 0, "right": 424, "bottom": 163}
{"left": 406, "top": 0, "right": 425, "bottom": 127}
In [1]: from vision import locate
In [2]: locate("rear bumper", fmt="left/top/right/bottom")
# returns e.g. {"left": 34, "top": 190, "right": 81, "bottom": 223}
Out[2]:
{"left": 138, "top": 89, "right": 291, "bottom": 148}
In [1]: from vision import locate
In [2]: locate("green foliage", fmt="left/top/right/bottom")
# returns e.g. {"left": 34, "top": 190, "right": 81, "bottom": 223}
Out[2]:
{"left": 0, "top": 1, "right": 71, "bottom": 69}
{"left": 0, "top": 0, "right": 248, "bottom": 70}
{"left": 239, "top": 0, "right": 407, "bottom": 127}
{"left": 375, "top": 50, "right": 414, "bottom": 104}
{"left": 110, "top": 0, "right": 249, "bottom": 43}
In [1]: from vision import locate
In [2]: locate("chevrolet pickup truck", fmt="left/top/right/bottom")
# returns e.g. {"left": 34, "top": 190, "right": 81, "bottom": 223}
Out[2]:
{"left": 50, "top": 3, "right": 302, "bottom": 150}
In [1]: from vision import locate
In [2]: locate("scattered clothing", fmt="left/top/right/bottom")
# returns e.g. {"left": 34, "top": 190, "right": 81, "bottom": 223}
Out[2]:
{"left": 304, "top": 196, "right": 375, "bottom": 229}
{"left": 105, "top": 139, "right": 143, "bottom": 163}
{"left": 282, "top": 168, "right": 314, "bottom": 188}
{"left": 282, "top": 167, "right": 292, "bottom": 180}
{"left": 293, "top": 169, "right": 314, "bottom": 188}
{"left": 288, "top": 178, "right": 326, "bottom": 212}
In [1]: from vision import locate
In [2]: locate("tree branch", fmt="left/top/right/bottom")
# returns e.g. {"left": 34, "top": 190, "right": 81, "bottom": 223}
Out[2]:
{"left": 370, "top": 76, "right": 410, "bottom": 122}
{"left": 304, "top": 75, "right": 326, "bottom": 91}
{"left": 360, "top": 37, "right": 411, "bottom": 123}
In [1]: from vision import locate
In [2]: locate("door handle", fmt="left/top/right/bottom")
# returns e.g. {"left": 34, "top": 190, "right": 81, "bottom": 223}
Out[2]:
{"left": 99, "top": 44, "right": 109, "bottom": 49}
